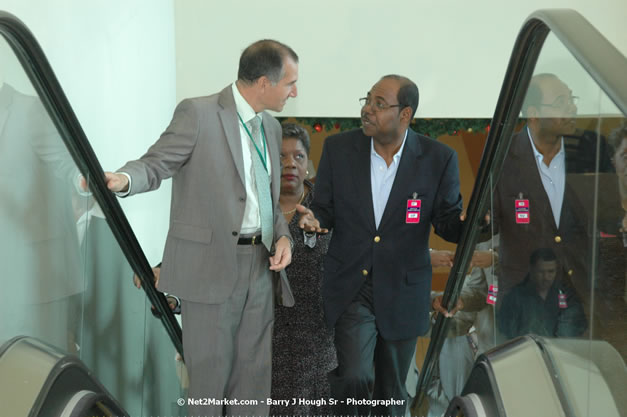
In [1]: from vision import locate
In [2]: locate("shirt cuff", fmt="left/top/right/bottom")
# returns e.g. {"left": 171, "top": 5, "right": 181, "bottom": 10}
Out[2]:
{"left": 115, "top": 172, "right": 132, "bottom": 197}
{"left": 278, "top": 234, "right": 294, "bottom": 252}
{"left": 167, "top": 294, "right": 182, "bottom": 314}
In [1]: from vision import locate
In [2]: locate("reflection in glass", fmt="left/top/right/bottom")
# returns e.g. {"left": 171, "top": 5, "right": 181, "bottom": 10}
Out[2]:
{"left": 420, "top": 29, "right": 626, "bottom": 417}
{"left": 421, "top": 237, "right": 498, "bottom": 417}
{"left": 498, "top": 247, "right": 587, "bottom": 339}
{"left": 0, "top": 33, "right": 184, "bottom": 415}
{"left": 491, "top": 32, "right": 625, "bottom": 350}
{"left": 487, "top": 31, "right": 626, "bottom": 417}
{"left": 0, "top": 78, "right": 86, "bottom": 352}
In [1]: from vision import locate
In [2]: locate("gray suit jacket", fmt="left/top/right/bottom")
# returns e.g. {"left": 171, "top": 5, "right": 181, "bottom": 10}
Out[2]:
{"left": 119, "top": 85, "right": 291, "bottom": 304}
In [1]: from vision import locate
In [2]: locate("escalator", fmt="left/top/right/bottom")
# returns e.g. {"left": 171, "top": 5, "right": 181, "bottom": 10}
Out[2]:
{"left": 0, "top": 11, "right": 185, "bottom": 417}
{"left": 0, "top": 337, "right": 127, "bottom": 417}
{"left": 0, "top": 6, "right": 625, "bottom": 417}
{"left": 412, "top": 9, "right": 627, "bottom": 417}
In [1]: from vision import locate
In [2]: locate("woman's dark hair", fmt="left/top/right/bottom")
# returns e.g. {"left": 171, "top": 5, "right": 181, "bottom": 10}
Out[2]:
{"left": 281, "top": 122, "right": 310, "bottom": 155}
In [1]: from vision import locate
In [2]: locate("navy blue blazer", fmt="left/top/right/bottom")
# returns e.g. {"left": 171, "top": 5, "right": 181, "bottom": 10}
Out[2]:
{"left": 311, "top": 128, "right": 464, "bottom": 340}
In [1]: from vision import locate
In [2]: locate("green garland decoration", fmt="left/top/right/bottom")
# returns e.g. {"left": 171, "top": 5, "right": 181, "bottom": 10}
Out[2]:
{"left": 278, "top": 117, "right": 492, "bottom": 138}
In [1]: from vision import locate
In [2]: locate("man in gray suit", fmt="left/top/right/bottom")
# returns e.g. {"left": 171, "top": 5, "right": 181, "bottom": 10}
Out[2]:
{"left": 104, "top": 40, "right": 305, "bottom": 417}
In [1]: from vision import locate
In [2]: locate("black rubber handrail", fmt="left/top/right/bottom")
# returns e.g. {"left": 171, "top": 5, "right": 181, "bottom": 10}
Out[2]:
{"left": 0, "top": 11, "right": 183, "bottom": 357}
{"left": 413, "top": 8, "right": 627, "bottom": 413}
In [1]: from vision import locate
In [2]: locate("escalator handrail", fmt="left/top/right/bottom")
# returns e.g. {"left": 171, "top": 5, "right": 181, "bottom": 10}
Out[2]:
{"left": 413, "top": 8, "right": 627, "bottom": 411}
{"left": 0, "top": 11, "right": 183, "bottom": 357}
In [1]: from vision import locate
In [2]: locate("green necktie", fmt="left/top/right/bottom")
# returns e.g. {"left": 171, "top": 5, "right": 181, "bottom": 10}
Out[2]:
{"left": 249, "top": 116, "right": 273, "bottom": 250}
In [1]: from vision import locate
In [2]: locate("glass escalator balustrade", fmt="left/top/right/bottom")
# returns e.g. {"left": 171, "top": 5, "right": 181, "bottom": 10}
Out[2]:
{"left": 0, "top": 35, "right": 86, "bottom": 356}
{"left": 419, "top": 18, "right": 626, "bottom": 417}
{"left": 0, "top": 23, "right": 186, "bottom": 417}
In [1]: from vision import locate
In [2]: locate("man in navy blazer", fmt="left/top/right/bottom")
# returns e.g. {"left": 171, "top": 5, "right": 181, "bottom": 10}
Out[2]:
{"left": 492, "top": 73, "right": 621, "bottom": 300}
{"left": 304, "top": 75, "right": 465, "bottom": 416}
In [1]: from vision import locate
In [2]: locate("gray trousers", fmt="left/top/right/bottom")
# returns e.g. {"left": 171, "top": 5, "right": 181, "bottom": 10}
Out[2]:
{"left": 181, "top": 244, "right": 273, "bottom": 417}
{"left": 330, "top": 277, "right": 417, "bottom": 417}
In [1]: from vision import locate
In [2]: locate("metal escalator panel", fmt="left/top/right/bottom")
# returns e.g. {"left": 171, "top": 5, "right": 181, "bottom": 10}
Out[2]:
{"left": 445, "top": 393, "right": 488, "bottom": 417}
{"left": 460, "top": 336, "right": 566, "bottom": 417}
{"left": 0, "top": 336, "right": 128, "bottom": 417}
{"left": 446, "top": 336, "right": 626, "bottom": 417}
{"left": 59, "top": 390, "right": 116, "bottom": 417}
{"left": 0, "top": 337, "right": 64, "bottom": 416}
{"left": 539, "top": 338, "right": 625, "bottom": 417}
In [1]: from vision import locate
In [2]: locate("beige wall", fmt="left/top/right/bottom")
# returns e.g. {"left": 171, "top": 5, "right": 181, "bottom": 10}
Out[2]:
{"left": 174, "top": 0, "right": 627, "bottom": 118}
{"left": 1, "top": 0, "right": 177, "bottom": 263}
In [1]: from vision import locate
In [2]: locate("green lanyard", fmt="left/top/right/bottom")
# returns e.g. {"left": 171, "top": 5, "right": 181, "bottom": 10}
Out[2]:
{"left": 237, "top": 113, "right": 268, "bottom": 172}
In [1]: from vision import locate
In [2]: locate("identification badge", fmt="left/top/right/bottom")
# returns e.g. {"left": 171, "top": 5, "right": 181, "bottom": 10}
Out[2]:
{"left": 486, "top": 284, "right": 498, "bottom": 305}
{"left": 406, "top": 199, "right": 421, "bottom": 224}
{"left": 515, "top": 199, "right": 530, "bottom": 224}
{"left": 558, "top": 291, "right": 568, "bottom": 309}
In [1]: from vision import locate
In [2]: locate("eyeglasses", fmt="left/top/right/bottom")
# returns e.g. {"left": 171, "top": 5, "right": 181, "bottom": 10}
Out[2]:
{"left": 359, "top": 97, "right": 403, "bottom": 112}
{"left": 539, "top": 95, "right": 579, "bottom": 110}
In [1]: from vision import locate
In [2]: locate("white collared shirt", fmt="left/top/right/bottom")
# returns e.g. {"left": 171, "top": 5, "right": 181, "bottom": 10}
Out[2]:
{"left": 232, "top": 82, "right": 272, "bottom": 234}
{"left": 370, "top": 130, "right": 408, "bottom": 229}
{"left": 527, "top": 127, "right": 565, "bottom": 226}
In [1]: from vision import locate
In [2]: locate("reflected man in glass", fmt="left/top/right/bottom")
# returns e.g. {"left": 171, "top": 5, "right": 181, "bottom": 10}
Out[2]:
{"left": 493, "top": 73, "right": 593, "bottom": 299}
{"left": 0, "top": 80, "right": 83, "bottom": 352}
{"left": 498, "top": 248, "right": 587, "bottom": 339}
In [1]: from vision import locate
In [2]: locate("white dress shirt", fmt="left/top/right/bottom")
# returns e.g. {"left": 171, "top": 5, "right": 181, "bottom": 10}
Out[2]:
{"left": 232, "top": 82, "right": 271, "bottom": 234}
{"left": 528, "top": 127, "right": 565, "bottom": 227}
{"left": 370, "top": 130, "right": 408, "bottom": 229}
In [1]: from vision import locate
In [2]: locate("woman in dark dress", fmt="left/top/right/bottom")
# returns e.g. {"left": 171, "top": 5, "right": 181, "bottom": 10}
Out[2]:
{"left": 271, "top": 123, "right": 336, "bottom": 416}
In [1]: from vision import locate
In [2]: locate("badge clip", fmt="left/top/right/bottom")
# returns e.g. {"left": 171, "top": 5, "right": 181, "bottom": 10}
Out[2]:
{"left": 486, "top": 284, "right": 498, "bottom": 305}
{"left": 407, "top": 193, "right": 421, "bottom": 224}
{"left": 515, "top": 194, "right": 530, "bottom": 224}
